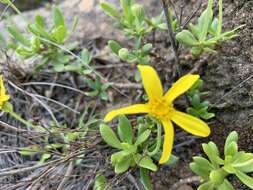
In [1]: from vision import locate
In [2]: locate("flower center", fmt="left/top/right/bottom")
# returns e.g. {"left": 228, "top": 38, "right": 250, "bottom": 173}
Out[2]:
{"left": 149, "top": 98, "right": 174, "bottom": 120}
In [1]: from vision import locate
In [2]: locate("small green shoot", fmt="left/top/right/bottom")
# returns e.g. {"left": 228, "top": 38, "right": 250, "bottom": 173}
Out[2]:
{"left": 85, "top": 76, "right": 111, "bottom": 101}
{"left": 7, "top": 6, "right": 81, "bottom": 73}
{"left": 176, "top": 0, "right": 244, "bottom": 56}
{"left": 187, "top": 79, "right": 215, "bottom": 120}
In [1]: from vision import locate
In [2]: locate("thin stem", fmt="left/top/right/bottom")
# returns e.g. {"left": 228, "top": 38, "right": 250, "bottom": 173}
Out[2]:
{"left": 3, "top": 0, "right": 27, "bottom": 20}
{"left": 218, "top": 0, "right": 223, "bottom": 35}
{"left": 161, "top": 0, "right": 181, "bottom": 76}
{"left": 8, "top": 110, "right": 37, "bottom": 129}
{"left": 9, "top": 2, "right": 22, "bottom": 15}
{"left": 182, "top": 0, "right": 203, "bottom": 29}
{"left": 147, "top": 124, "right": 162, "bottom": 156}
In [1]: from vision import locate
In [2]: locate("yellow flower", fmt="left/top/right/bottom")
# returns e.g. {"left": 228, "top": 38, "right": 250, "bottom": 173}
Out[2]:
{"left": 104, "top": 65, "right": 210, "bottom": 164}
{"left": 0, "top": 75, "right": 10, "bottom": 109}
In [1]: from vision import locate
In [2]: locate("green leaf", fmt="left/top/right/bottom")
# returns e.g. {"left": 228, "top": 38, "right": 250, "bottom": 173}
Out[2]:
{"left": 45, "top": 143, "right": 64, "bottom": 150}
{"left": 164, "top": 154, "right": 179, "bottom": 166}
{"left": 224, "top": 131, "right": 238, "bottom": 155}
{"left": 131, "top": 4, "right": 145, "bottom": 24}
{"left": 53, "top": 62, "right": 65, "bottom": 72}
{"left": 203, "top": 47, "right": 217, "bottom": 54}
{"left": 93, "top": 175, "right": 108, "bottom": 190}
{"left": 53, "top": 6, "right": 65, "bottom": 27}
{"left": 224, "top": 141, "right": 238, "bottom": 157}
{"left": 193, "top": 156, "right": 214, "bottom": 171}
{"left": 190, "top": 162, "right": 210, "bottom": 180}
{"left": 191, "top": 47, "right": 202, "bottom": 56}
{"left": 28, "top": 23, "right": 52, "bottom": 40}
{"left": 19, "top": 146, "right": 39, "bottom": 156}
{"left": 35, "top": 15, "right": 45, "bottom": 28}
{"left": 198, "top": 0, "right": 213, "bottom": 41}
{"left": 142, "top": 43, "right": 153, "bottom": 54}
{"left": 117, "top": 115, "right": 133, "bottom": 144}
{"left": 202, "top": 142, "right": 222, "bottom": 167}
{"left": 111, "top": 151, "right": 129, "bottom": 164}
{"left": 120, "top": 0, "right": 133, "bottom": 22}
{"left": 201, "top": 112, "right": 215, "bottom": 120}
{"left": 99, "top": 124, "right": 123, "bottom": 149}
{"left": 209, "top": 169, "right": 226, "bottom": 185}
{"left": 209, "top": 18, "right": 219, "bottom": 36}
{"left": 192, "top": 94, "right": 201, "bottom": 107}
{"left": 2, "top": 102, "right": 13, "bottom": 113}
{"left": 100, "top": 2, "right": 120, "bottom": 18}
{"left": 176, "top": 30, "right": 198, "bottom": 46}
{"left": 81, "top": 48, "right": 92, "bottom": 65}
{"left": 100, "top": 91, "right": 109, "bottom": 101}
{"left": 118, "top": 48, "right": 129, "bottom": 61}
{"left": 140, "top": 168, "right": 153, "bottom": 190}
{"left": 38, "top": 153, "right": 51, "bottom": 164}
{"left": 16, "top": 47, "right": 35, "bottom": 58}
{"left": 66, "top": 132, "right": 79, "bottom": 142}
{"left": 134, "top": 154, "right": 157, "bottom": 171}
{"left": 121, "top": 143, "right": 137, "bottom": 154}
{"left": 134, "top": 70, "right": 141, "bottom": 82}
{"left": 152, "top": 152, "right": 179, "bottom": 167}
{"left": 7, "top": 26, "right": 30, "bottom": 47}
{"left": 231, "top": 152, "right": 253, "bottom": 173}
{"left": 51, "top": 25, "right": 67, "bottom": 43}
{"left": 115, "top": 157, "right": 132, "bottom": 174}
{"left": 31, "top": 36, "right": 41, "bottom": 51}
{"left": 235, "top": 170, "right": 253, "bottom": 189}
{"left": 223, "top": 164, "right": 237, "bottom": 174}
{"left": 217, "top": 179, "right": 235, "bottom": 190}
{"left": 108, "top": 40, "right": 122, "bottom": 55}
{"left": 189, "top": 23, "right": 201, "bottom": 39}
{"left": 135, "top": 129, "right": 151, "bottom": 146}
{"left": 85, "top": 90, "right": 99, "bottom": 97}
{"left": 0, "top": 0, "right": 10, "bottom": 4}
{"left": 187, "top": 107, "right": 200, "bottom": 117}
{"left": 198, "top": 181, "right": 214, "bottom": 190}
{"left": 64, "top": 64, "right": 81, "bottom": 72}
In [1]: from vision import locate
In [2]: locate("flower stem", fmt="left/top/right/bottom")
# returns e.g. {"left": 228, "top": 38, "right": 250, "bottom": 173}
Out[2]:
{"left": 147, "top": 124, "right": 162, "bottom": 156}
{"left": 8, "top": 110, "right": 37, "bottom": 129}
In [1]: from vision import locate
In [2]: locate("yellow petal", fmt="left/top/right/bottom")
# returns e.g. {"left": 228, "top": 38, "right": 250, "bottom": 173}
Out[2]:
{"left": 159, "top": 119, "right": 174, "bottom": 164}
{"left": 165, "top": 74, "right": 199, "bottom": 103}
{"left": 138, "top": 65, "right": 163, "bottom": 100}
{"left": 0, "top": 75, "right": 6, "bottom": 96}
{"left": 0, "top": 95, "right": 10, "bottom": 102}
{"left": 171, "top": 110, "right": 210, "bottom": 137}
{"left": 104, "top": 104, "right": 150, "bottom": 122}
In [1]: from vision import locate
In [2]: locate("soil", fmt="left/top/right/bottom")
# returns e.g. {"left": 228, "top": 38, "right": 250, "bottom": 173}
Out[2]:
{"left": 0, "top": 0, "right": 253, "bottom": 189}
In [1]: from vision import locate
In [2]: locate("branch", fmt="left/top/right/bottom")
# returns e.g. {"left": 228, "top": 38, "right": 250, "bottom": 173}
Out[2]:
{"left": 161, "top": 0, "right": 182, "bottom": 77}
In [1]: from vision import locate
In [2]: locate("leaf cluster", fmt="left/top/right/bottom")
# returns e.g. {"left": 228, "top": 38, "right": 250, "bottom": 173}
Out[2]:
{"left": 7, "top": 6, "right": 82, "bottom": 73}
{"left": 100, "top": 116, "right": 157, "bottom": 174}
{"left": 101, "top": 0, "right": 178, "bottom": 72}
{"left": 191, "top": 131, "right": 253, "bottom": 189}
{"left": 187, "top": 79, "right": 215, "bottom": 120}
{"left": 108, "top": 40, "right": 152, "bottom": 65}
{"left": 176, "top": 0, "right": 243, "bottom": 56}
{"left": 85, "top": 76, "right": 111, "bottom": 101}
{"left": 101, "top": 0, "right": 151, "bottom": 38}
